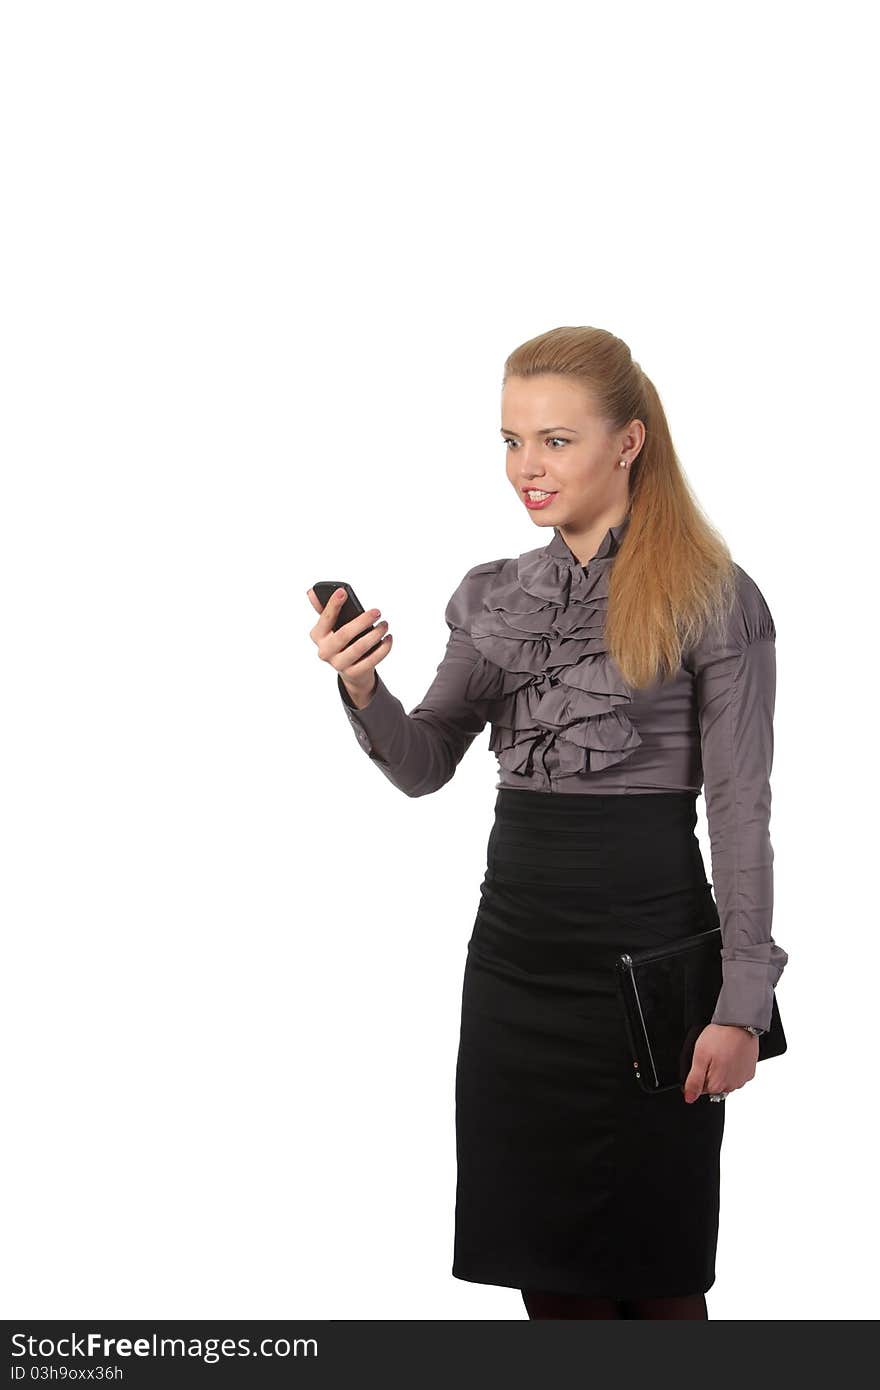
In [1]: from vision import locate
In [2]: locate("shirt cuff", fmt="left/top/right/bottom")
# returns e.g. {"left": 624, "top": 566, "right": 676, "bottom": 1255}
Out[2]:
{"left": 710, "top": 959, "right": 778, "bottom": 1034}
{"left": 337, "top": 672, "right": 398, "bottom": 760}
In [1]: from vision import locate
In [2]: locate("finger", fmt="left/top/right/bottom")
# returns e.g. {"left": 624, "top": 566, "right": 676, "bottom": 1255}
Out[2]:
{"left": 336, "top": 620, "right": 392, "bottom": 669}
{"left": 337, "top": 630, "right": 393, "bottom": 681}
{"left": 704, "top": 1057, "right": 730, "bottom": 1094}
{"left": 703, "top": 1064, "right": 732, "bottom": 1099}
{"left": 334, "top": 606, "right": 383, "bottom": 649}
{"left": 683, "top": 1055, "right": 710, "bottom": 1104}
{"left": 309, "top": 586, "right": 351, "bottom": 637}
{"left": 334, "top": 617, "right": 389, "bottom": 667}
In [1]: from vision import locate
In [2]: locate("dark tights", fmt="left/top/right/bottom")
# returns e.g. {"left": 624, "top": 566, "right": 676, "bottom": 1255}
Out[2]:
{"left": 521, "top": 1288, "right": 708, "bottom": 1319}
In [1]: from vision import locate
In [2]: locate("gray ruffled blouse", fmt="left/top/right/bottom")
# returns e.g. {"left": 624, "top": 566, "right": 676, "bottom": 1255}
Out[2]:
{"left": 337, "top": 514, "right": 788, "bottom": 1033}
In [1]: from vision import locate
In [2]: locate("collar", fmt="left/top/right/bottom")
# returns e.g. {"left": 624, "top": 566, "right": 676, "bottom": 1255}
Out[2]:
{"left": 547, "top": 512, "right": 632, "bottom": 567}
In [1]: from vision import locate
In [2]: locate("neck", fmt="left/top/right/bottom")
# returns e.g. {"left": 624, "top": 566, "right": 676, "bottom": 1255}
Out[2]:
{"left": 554, "top": 509, "right": 630, "bottom": 567}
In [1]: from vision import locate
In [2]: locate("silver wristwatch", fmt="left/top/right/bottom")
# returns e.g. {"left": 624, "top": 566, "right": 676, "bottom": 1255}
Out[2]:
{"left": 741, "top": 1025, "right": 764, "bottom": 1037}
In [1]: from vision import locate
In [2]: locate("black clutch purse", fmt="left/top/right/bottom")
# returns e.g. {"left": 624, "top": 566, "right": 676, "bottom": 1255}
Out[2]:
{"left": 614, "top": 926, "right": 787, "bottom": 1094}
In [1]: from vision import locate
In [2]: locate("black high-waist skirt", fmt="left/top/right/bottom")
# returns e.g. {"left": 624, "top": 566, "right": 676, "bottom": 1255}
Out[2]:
{"left": 452, "top": 788, "right": 725, "bottom": 1300}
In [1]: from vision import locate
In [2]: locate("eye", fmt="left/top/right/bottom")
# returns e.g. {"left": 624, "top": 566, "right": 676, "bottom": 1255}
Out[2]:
{"left": 502, "top": 436, "right": 569, "bottom": 449}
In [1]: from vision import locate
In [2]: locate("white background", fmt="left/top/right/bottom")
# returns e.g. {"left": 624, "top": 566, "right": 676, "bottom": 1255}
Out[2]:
{"left": 2, "top": 0, "right": 876, "bottom": 1321}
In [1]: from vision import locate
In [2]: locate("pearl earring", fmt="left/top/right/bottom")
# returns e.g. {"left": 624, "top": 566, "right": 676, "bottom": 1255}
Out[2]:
{"left": 619, "top": 458, "right": 628, "bottom": 468}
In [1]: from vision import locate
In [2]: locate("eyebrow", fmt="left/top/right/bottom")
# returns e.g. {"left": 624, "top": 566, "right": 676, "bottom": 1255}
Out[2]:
{"left": 500, "top": 426, "right": 579, "bottom": 437}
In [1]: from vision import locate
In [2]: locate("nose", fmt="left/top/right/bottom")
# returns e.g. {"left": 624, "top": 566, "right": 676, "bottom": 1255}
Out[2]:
{"left": 516, "top": 446, "right": 551, "bottom": 475}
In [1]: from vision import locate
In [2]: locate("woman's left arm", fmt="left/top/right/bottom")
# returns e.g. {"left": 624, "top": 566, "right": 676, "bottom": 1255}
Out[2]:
{"left": 691, "top": 564, "right": 789, "bottom": 1036}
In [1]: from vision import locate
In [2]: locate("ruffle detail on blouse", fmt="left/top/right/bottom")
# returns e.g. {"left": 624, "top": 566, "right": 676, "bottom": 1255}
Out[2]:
{"left": 463, "top": 519, "right": 641, "bottom": 786}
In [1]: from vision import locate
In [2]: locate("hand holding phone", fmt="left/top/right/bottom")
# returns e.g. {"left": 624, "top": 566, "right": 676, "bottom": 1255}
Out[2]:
{"left": 307, "top": 580, "right": 393, "bottom": 705}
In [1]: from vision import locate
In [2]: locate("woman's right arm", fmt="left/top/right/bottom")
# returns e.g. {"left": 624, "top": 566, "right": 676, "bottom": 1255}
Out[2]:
{"left": 308, "top": 561, "right": 505, "bottom": 798}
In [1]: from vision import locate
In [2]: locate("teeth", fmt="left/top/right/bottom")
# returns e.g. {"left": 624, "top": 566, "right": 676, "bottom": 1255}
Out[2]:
{"left": 527, "top": 490, "right": 554, "bottom": 499}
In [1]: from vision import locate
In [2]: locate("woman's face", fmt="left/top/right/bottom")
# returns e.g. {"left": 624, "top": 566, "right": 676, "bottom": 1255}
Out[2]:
{"left": 501, "top": 374, "right": 641, "bottom": 532}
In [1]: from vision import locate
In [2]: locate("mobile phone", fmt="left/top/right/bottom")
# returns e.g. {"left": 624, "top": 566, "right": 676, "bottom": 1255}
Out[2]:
{"left": 312, "top": 580, "right": 386, "bottom": 658}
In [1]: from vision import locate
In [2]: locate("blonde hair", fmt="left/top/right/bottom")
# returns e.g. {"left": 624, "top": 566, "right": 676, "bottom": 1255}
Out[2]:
{"left": 502, "top": 326, "right": 738, "bottom": 690}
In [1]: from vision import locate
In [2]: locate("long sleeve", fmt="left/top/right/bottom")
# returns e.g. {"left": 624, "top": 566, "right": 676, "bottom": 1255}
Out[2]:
{"left": 337, "top": 560, "right": 505, "bottom": 798}
{"left": 691, "top": 564, "right": 789, "bottom": 1033}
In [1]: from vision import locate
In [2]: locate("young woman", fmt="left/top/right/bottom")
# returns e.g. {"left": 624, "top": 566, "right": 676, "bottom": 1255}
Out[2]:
{"left": 307, "top": 325, "right": 788, "bottom": 1320}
